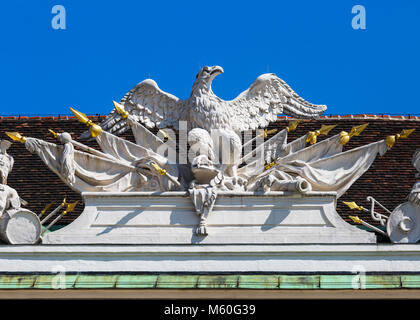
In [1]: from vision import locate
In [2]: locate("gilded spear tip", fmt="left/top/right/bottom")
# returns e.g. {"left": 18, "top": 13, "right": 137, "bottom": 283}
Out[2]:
{"left": 67, "top": 201, "right": 79, "bottom": 212}
{"left": 343, "top": 201, "right": 364, "bottom": 211}
{"left": 256, "top": 128, "right": 278, "bottom": 139}
{"left": 69, "top": 107, "right": 89, "bottom": 125}
{"left": 340, "top": 123, "right": 369, "bottom": 145}
{"left": 398, "top": 128, "right": 415, "bottom": 139}
{"left": 113, "top": 101, "right": 129, "bottom": 119}
{"left": 265, "top": 160, "right": 278, "bottom": 171}
{"left": 349, "top": 215, "right": 362, "bottom": 224}
{"left": 264, "top": 128, "right": 278, "bottom": 138}
{"left": 318, "top": 124, "right": 337, "bottom": 136}
{"left": 48, "top": 129, "right": 59, "bottom": 139}
{"left": 62, "top": 201, "right": 79, "bottom": 216}
{"left": 349, "top": 123, "right": 369, "bottom": 137}
{"left": 151, "top": 162, "right": 167, "bottom": 176}
{"left": 40, "top": 202, "right": 55, "bottom": 215}
{"left": 286, "top": 120, "right": 300, "bottom": 132}
{"left": 70, "top": 107, "right": 102, "bottom": 138}
{"left": 306, "top": 124, "right": 337, "bottom": 145}
{"left": 386, "top": 128, "right": 415, "bottom": 148}
{"left": 5, "top": 132, "right": 26, "bottom": 143}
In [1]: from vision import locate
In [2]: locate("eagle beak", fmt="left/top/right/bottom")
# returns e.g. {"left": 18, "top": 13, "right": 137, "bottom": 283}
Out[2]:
{"left": 210, "top": 66, "right": 224, "bottom": 76}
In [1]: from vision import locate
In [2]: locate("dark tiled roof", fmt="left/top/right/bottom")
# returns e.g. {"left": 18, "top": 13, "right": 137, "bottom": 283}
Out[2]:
{"left": 0, "top": 115, "right": 419, "bottom": 230}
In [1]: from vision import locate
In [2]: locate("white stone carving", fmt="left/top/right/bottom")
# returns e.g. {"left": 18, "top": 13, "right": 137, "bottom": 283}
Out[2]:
{"left": 3, "top": 244, "right": 420, "bottom": 273}
{"left": 97, "top": 66, "right": 327, "bottom": 136}
{"left": 360, "top": 148, "right": 420, "bottom": 243}
{"left": 385, "top": 148, "right": 420, "bottom": 243}
{"left": 187, "top": 127, "right": 246, "bottom": 190}
{"left": 57, "top": 132, "right": 76, "bottom": 184}
{"left": 42, "top": 191, "right": 375, "bottom": 244}
{"left": 188, "top": 186, "right": 217, "bottom": 236}
{"left": 248, "top": 170, "right": 312, "bottom": 193}
{"left": 0, "top": 146, "right": 41, "bottom": 244}
{"left": 6, "top": 67, "right": 404, "bottom": 245}
{"left": 409, "top": 148, "right": 420, "bottom": 207}
{"left": 24, "top": 133, "right": 182, "bottom": 193}
{"left": 0, "top": 140, "right": 13, "bottom": 184}
{"left": 19, "top": 103, "right": 394, "bottom": 242}
{"left": 387, "top": 202, "right": 420, "bottom": 243}
{"left": 0, "top": 184, "right": 21, "bottom": 218}
{"left": 0, "top": 209, "right": 41, "bottom": 245}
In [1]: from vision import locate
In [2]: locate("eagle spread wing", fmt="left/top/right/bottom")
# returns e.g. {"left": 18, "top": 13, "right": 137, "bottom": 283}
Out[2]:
{"left": 225, "top": 73, "right": 326, "bottom": 132}
{"left": 96, "top": 69, "right": 326, "bottom": 137}
{"left": 99, "top": 79, "right": 188, "bottom": 135}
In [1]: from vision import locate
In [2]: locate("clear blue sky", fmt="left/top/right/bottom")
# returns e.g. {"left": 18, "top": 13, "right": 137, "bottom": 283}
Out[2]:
{"left": 0, "top": 0, "right": 419, "bottom": 116}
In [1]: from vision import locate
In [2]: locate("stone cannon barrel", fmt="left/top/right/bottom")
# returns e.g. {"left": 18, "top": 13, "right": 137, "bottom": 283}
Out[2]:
{"left": 0, "top": 209, "right": 42, "bottom": 244}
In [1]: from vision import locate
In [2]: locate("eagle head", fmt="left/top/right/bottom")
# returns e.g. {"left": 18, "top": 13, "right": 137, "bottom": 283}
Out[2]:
{"left": 194, "top": 66, "right": 224, "bottom": 89}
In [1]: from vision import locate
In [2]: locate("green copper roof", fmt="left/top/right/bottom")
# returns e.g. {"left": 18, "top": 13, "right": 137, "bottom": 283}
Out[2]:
{"left": 0, "top": 274, "right": 410, "bottom": 290}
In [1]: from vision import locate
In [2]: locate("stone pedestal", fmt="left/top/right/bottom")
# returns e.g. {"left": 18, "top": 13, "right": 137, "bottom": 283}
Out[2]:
{"left": 42, "top": 191, "right": 375, "bottom": 244}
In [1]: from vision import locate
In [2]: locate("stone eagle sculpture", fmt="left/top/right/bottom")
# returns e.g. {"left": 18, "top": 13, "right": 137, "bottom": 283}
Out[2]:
{"left": 98, "top": 66, "right": 327, "bottom": 136}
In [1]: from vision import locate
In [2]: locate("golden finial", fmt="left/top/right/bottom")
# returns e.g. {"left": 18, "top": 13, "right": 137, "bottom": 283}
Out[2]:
{"left": 339, "top": 131, "right": 350, "bottom": 145}
{"left": 40, "top": 202, "right": 55, "bottom": 215}
{"left": 69, "top": 107, "right": 89, "bottom": 124}
{"left": 386, "top": 128, "right": 415, "bottom": 148}
{"left": 397, "top": 128, "right": 415, "bottom": 139}
{"left": 343, "top": 201, "right": 364, "bottom": 211}
{"left": 70, "top": 107, "right": 102, "bottom": 138}
{"left": 386, "top": 135, "right": 396, "bottom": 148}
{"left": 318, "top": 124, "right": 338, "bottom": 136}
{"left": 286, "top": 120, "right": 300, "bottom": 133}
{"left": 48, "top": 129, "right": 59, "bottom": 139}
{"left": 113, "top": 101, "right": 129, "bottom": 119}
{"left": 339, "top": 123, "right": 369, "bottom": 145}
{"left": 151, "top": 162, "right": 167, "bottom": 175}
{"left": 349, "top": 123, "right": 369, "bottom": 137}
{"left": 5, "top": 132, "right": 26, "bottom": 143}
{"left": 349, "top": 215, "right": 362, "bottom": 224}
{"left": 306, "top": 124, "right": 337, "bottom": 145}
{"left": 62, "top": 201, "right": 79, "bottom": 216}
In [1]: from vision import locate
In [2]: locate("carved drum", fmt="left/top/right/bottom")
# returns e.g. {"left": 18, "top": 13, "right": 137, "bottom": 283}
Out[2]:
{"left": 0, "top": 209, "right": 42, "bottom": 244}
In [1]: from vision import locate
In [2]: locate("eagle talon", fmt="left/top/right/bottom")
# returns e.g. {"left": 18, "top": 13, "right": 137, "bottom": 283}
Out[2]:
{"left": 232, "top": 176, "right": 247, "bottom": 187}
{"left": 196, "top": 220, "right": 208, "bottom": 236}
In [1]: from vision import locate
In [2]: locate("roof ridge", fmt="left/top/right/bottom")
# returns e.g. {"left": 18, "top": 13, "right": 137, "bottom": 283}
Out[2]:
{"left": 277, "top": 114, "right": 420, "bottom": 121}
{"left": 0, "top": 115, "right": 107, "bottom": 121}
{"left": 0, "top": 114, "right": 419, "bottom": 121}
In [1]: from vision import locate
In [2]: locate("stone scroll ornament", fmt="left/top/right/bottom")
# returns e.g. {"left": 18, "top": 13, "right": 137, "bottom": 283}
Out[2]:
{"left": 5, "top": 67, "right": 415, "bottom": 237}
